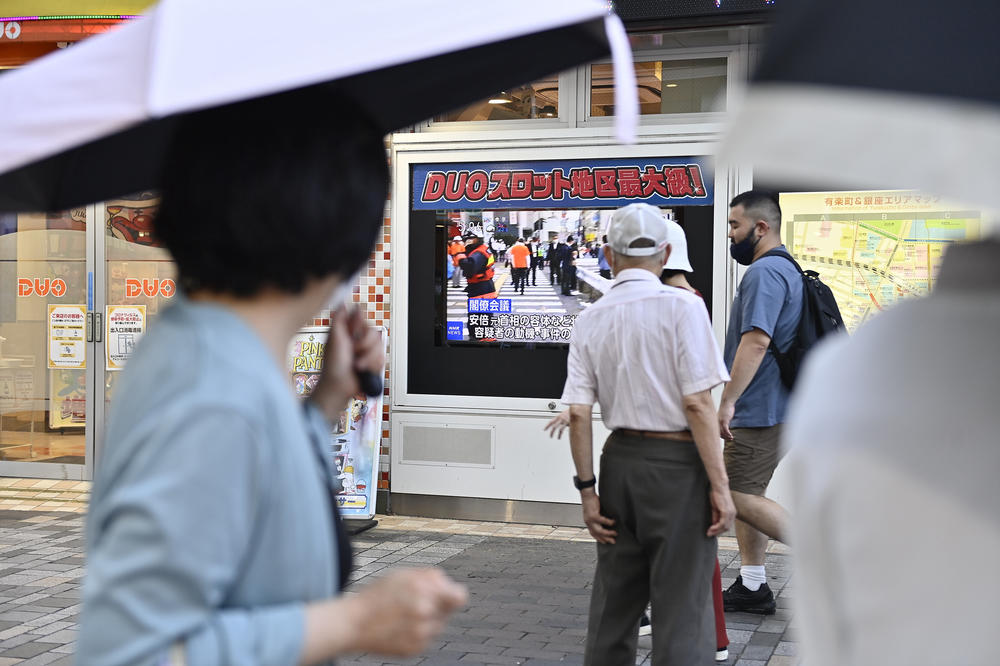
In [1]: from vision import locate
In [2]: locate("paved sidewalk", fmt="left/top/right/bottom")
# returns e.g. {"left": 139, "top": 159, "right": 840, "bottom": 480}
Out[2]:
{"left": 0, "top": 509, "right": 796, "bottom": 665}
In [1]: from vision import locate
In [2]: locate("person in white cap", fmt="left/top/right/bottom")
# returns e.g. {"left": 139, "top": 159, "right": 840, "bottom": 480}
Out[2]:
{"left": 560, "top": 202, "right": 735, "bottom": 665}
{"left": 660, "top": 218, "right": 695, "bottom": 286}
{"left": 448, "top": 235, "right": 465, "bottom": 288}
{"left": 657, "top": 217, "right": 731, "bottom": 662}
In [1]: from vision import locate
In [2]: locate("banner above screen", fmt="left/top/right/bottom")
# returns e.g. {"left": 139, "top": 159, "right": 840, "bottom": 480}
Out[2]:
{"left": 412, "top": 157, "right": 713, "bottom": 210}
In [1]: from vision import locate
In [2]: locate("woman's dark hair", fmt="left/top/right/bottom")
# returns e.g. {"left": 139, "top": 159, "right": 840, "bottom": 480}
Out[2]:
{"left": 155, "top": 86, "right": 389, "bottom": 297}
{"left": 660, "top": 268, "right": 687, "bottom": 281}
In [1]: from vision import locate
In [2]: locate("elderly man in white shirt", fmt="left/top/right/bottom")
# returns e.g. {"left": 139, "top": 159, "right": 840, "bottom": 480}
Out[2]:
{"left": 562, "top": 203, "right": 736, "bottom": 666}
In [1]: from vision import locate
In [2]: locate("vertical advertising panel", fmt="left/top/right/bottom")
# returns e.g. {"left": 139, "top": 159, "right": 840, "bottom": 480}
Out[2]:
{"left": 288, "top": 327, "right": 383, "bottom": 520}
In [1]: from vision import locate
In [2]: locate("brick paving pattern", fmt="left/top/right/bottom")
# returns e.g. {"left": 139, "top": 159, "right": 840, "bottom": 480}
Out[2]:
{"left": 0, "top": 509, "right": 796, "bottom": 665}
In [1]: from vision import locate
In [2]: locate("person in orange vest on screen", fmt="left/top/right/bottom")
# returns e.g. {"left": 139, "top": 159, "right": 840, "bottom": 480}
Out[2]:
{"left": 448, "top": 235, "right": 465, "bottom": 288}
{"left": 455, "top": 231, "right": 497, "bottom": 341}
{"left": 456, "top": 231, "right": 497, "bottom": 298}
{"left": 508, "top": 237, "right": 531, "bottom": 294}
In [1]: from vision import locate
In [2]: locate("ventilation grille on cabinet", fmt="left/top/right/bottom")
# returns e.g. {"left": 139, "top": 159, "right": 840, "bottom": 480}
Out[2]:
{"left": 399, "top": 424, "right": 494, "bottom": 467}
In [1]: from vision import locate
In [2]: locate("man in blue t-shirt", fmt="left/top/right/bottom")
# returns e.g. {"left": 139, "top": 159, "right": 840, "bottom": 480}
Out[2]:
{"left": 718, "top": 190, "right": 801, "bottom": 615}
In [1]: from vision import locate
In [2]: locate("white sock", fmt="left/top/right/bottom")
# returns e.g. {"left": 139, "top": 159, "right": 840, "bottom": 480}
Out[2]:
{"left": 740, "top": 565, "right": 766, "bottom": 591}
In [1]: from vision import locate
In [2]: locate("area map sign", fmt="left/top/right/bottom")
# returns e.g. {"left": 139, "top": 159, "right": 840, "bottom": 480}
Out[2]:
{"left": 780, "top": 191, "right": 981, "bottom": 331}
{"left": 413, "top": 157, "right": 713, "bottom": 210}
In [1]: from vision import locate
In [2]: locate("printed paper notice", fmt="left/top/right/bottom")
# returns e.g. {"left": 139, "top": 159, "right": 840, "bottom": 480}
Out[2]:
{"left": 106, "top": 305, "right": 146, "bottom": 370}
{"left": 48, "top": 305, "right": 87, "bottom": 369}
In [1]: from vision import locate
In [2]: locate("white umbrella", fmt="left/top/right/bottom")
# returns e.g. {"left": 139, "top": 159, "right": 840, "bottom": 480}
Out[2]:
{"left": 0, "top": 0, "right": 637, "bottom": 212}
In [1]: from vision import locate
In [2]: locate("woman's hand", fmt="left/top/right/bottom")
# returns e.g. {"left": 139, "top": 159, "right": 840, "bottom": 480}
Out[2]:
{"left": 310, "top": 306, "right": 384, "bottom": 422}
{"left": 300, "top": 568, "right": 468, "bottom": 664}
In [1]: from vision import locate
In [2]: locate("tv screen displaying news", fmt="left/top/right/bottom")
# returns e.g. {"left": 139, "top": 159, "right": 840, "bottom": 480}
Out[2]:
{"left": 406, "top": 157, "right": 714, "bottom": 398}
{"left": 439, "top": 208, "right": 680, "bottom": 345}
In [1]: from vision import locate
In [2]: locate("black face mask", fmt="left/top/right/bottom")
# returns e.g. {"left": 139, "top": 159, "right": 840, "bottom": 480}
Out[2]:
{"left": 729, "top": 226, "right": 760, "bottom": 266}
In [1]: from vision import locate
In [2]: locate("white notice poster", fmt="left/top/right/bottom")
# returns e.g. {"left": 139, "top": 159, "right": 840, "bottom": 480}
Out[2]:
{"left": 47, "top": 305, "right": 87, "bottom": 369}
{"left": 106, "top": 305, "right": 146, "bottom": 370}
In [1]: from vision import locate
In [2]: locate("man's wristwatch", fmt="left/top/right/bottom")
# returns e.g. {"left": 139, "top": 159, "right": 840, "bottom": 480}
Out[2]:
{"left": 573, "top": 475, "right": 597, "bottom": 491}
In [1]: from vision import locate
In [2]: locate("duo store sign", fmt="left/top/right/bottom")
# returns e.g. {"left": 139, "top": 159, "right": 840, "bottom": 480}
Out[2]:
{"left": 412, "top": 157, "right": 713, "bottom": 210}
{"left": 0, "top": 22, "right": 22, "bottom": 40}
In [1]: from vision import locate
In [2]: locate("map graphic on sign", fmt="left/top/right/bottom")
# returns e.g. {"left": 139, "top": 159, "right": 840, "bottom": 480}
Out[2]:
{"left": 780, "top": 191, "right": 981, "bottom": 332}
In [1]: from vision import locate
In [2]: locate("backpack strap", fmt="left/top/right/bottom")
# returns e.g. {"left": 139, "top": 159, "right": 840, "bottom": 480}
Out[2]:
{"left": 758, "top": 248, "right": 804, "bottom": 362}
{"left": 761, "top": 247, "right": 805, "bottom": 274}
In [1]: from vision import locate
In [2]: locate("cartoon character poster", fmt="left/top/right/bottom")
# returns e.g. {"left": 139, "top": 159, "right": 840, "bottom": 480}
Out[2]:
{"left": 105, "top": 195, "right": 161, "bottom": 247}
{"left": 288, "top": 326, "right": 383, "bottom": 519}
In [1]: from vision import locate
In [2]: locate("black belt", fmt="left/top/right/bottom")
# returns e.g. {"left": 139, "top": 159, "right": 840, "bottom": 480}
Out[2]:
{"left": 615, "top": 428, "right": 693, "bottom": 442}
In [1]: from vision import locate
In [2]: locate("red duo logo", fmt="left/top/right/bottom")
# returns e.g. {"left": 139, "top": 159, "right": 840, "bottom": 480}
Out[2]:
{"left": 125, "top": 278, "right": 176, "bottom": 298}
{"left": 16, "top": 278, "right": 176, "bottom": 298}
{"left": 17, "top": 278, "right": 67, "bottom": 297}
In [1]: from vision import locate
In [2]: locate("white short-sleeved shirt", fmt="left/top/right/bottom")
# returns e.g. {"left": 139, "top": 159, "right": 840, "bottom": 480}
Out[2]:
{"left": 785, "top": 239, "right": 1000, "bottom": 666}
{"left": 561, "top": 268, "right": 729, "bottom": 431}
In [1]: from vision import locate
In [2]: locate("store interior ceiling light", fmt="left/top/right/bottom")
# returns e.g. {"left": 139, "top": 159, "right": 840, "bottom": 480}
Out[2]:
{"left": 538, "top": 105, "right": 557, "bottom": 117}
{"left": 488, "top": 91, "right": 514, "bottom": 104}
{"left": 665, "top": 82, "right": 678, "bottom": 88}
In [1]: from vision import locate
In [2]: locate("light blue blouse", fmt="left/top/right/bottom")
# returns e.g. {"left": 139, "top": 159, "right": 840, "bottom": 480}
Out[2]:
{"left": 78, "top": 296, "right": 339, "bottom": 665}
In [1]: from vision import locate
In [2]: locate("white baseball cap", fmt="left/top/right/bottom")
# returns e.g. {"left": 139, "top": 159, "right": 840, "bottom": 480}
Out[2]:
{"left": 663, "top": 218, "right": 693, "bottom": 272}
{"left": 606, "top": 203, "right": 669, "bottom": 257}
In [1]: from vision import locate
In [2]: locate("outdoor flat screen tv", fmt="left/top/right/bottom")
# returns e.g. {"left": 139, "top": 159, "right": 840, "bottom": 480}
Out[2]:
{"left": 406, "top": 160, "right": 715, "bottom": 399}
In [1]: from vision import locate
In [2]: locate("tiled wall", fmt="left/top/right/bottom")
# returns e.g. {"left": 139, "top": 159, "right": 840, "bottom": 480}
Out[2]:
{"left": 311, "top": 210, "right": 393, "bottom": 492}
{"left": 313, "top": 144, "right": 398, "bottom": 495}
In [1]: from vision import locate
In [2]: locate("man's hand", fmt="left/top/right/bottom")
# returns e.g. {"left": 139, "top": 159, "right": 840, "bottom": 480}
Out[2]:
{"left": 718, "top": 400, "right": 736, "bottom": 441}
{"left": 707, "top": 484, "right": 736, "bottom": 537}
{"left": 543, "top": 410, "right": 570, "bottom": 439}
{"left": 310, "top": 306, "right": 384, "bottom": 422}
{"left": 581, "top": 490, "right": 617, "bottom": 544}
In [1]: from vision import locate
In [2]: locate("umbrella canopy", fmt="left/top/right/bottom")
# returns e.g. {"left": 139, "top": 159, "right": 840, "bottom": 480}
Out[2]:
{"left": 0, "top": 0, "right": 637, "bottom": 213}
{"left": 722, "top": 0, "right": 1000, "bottom": 212}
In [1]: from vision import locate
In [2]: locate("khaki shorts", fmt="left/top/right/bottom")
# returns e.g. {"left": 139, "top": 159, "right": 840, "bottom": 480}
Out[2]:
{"left": 724, "top": 424, "right": 784, "bottom": 496}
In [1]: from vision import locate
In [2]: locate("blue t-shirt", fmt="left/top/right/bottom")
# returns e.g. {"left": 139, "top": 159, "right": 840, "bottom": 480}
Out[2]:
{"left": 724, "top": 247, "right": 803, "bottom": 427}
{"left": 597, "top": 246, "right": 611, "bottom": 271}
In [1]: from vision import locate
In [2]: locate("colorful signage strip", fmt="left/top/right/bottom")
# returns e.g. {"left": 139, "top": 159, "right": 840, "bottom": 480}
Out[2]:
{"left": 0, "top": 18, "right": 135, "bottom": 42}
{"left": 413, "top": 157, "right": 713, "bottom": 210}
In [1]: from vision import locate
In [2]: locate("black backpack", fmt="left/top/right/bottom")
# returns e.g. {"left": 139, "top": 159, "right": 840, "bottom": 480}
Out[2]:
{"left": 763, "top": 249, "right": 846, "bottom": 390}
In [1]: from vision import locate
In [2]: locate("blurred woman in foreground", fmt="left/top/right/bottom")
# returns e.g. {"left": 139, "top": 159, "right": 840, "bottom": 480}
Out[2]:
{"left": 77, "top": 89, "right": 466, "bottom": 666}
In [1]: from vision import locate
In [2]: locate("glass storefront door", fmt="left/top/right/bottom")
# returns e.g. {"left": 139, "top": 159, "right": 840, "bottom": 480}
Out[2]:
{"left": 0, "top": 206, "right": 93, "bottom": 479}
{"left": 0, "top": 196, "right": 174, "bottom": 480}
{"left": 99, "top": 196, "right": 174, "bottom": 462}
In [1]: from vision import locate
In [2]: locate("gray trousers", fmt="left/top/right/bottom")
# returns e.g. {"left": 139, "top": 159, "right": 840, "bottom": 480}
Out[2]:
{"left": 585, "top": 431, "right": 716, "bottom": 666}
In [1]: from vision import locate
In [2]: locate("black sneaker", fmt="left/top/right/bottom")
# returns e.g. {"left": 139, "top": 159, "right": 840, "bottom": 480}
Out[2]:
{"left": 723, "top": 575, "right": 776, "bottom": 615}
